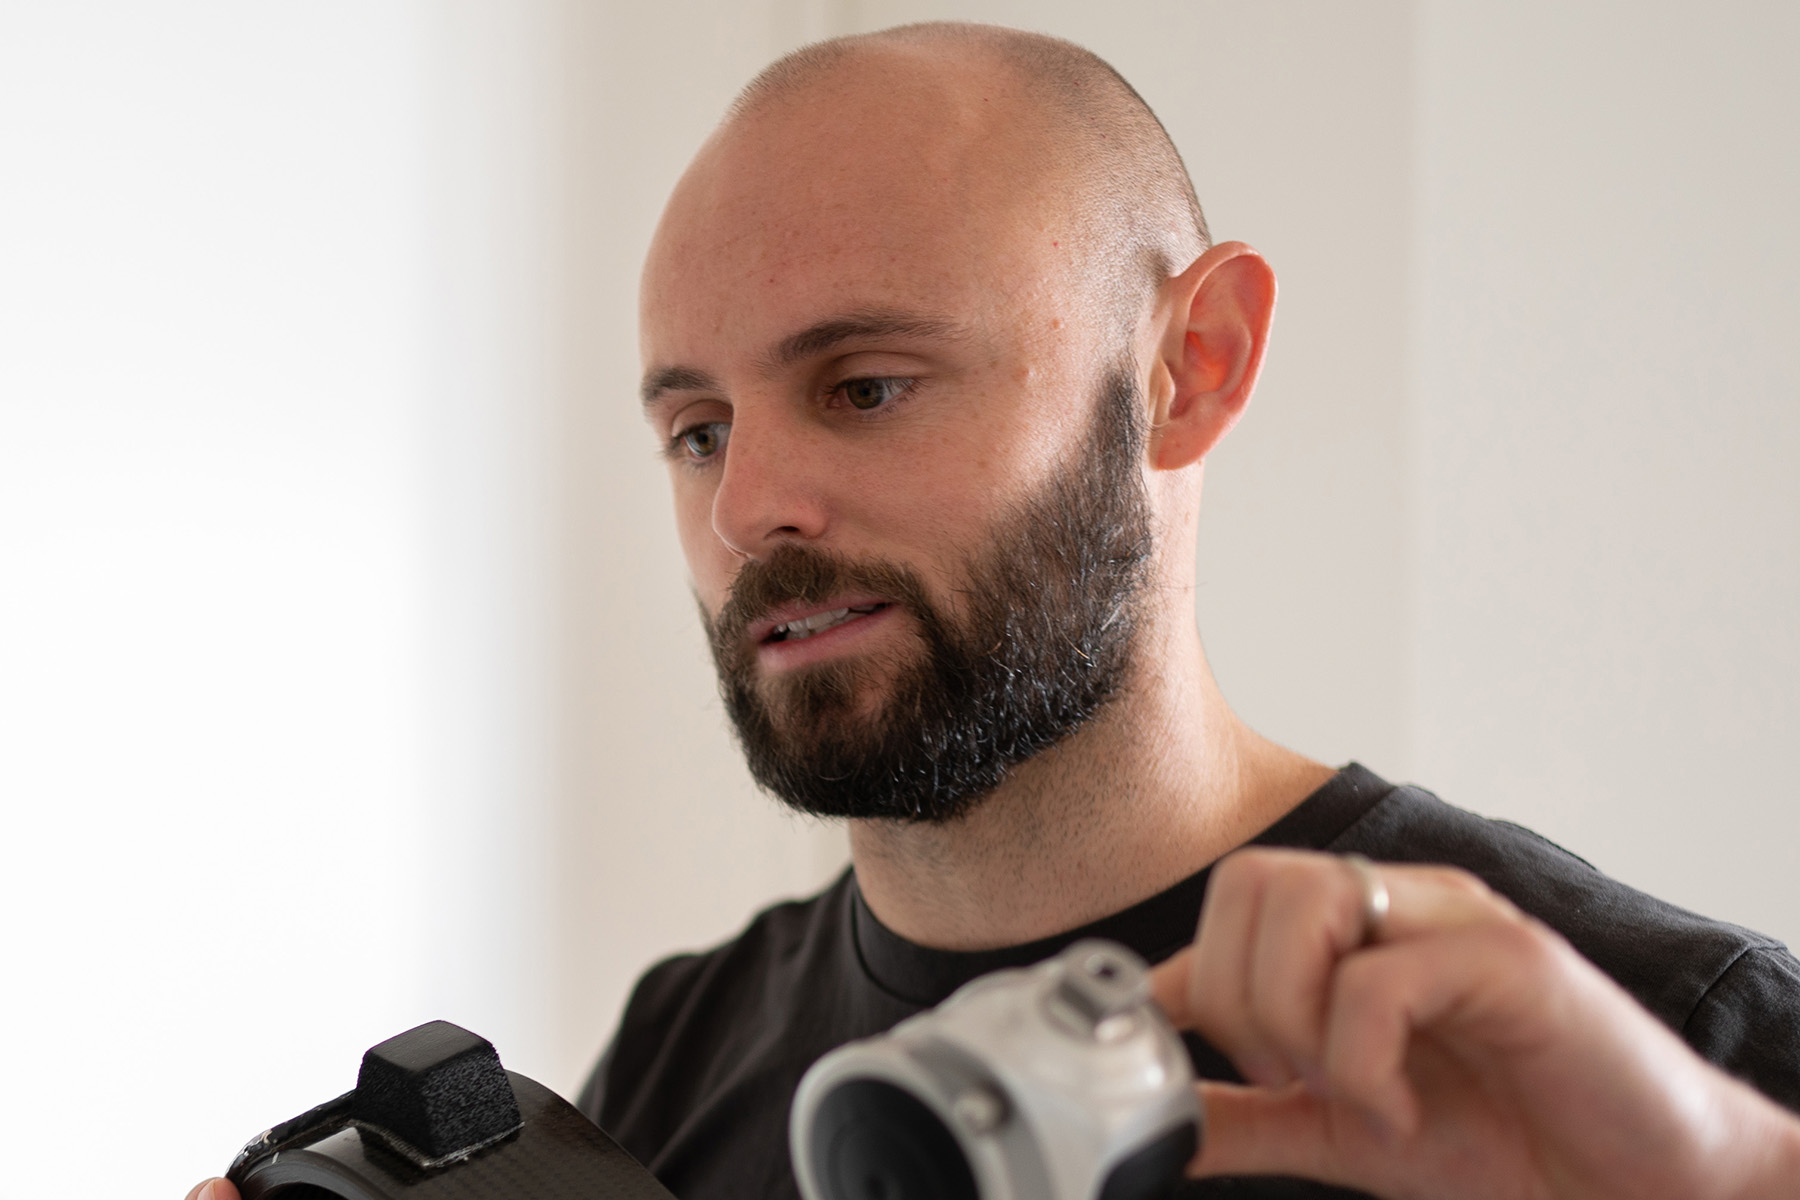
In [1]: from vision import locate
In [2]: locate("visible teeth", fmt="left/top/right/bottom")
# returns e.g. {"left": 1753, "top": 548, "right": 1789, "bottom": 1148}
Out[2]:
{"left": 773, "top": 605, "right": 879, "bottom": 642}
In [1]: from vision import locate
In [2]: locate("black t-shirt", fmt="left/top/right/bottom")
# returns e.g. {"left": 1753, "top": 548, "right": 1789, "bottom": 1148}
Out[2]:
{"left": 579, "top": 765, "right": 1800, "bottom": 1199}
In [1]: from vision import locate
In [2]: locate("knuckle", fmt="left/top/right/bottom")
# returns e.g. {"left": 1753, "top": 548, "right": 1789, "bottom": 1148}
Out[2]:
{"left": 1418, "top": 864, "right": 1494, "bottom": 901}
{"left": 1485, "top": 911, "right": 1562, "bottom": 969}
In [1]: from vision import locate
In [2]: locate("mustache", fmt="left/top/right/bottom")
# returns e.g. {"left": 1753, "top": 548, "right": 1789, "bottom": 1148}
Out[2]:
{"left": 709, "top": 544, "right": 934, "bottom": 656}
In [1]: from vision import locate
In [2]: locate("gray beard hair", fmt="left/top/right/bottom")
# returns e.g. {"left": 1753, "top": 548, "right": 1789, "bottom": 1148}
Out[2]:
{"left": 704, "top": 365, "right": 1154, "bottom": 824}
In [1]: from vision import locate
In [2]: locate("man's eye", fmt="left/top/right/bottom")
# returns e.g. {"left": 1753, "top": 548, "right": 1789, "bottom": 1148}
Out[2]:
{"left": 833, "top": 377, "right": 912, "bottom": 411}
{"left": 676, "top": 421, "right": 730, "bottom": 461}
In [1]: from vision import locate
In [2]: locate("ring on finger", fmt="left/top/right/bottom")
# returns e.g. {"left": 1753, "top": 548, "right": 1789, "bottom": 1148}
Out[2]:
{"left": 1344, "top": 853, "right": 1390, "bottom": 945}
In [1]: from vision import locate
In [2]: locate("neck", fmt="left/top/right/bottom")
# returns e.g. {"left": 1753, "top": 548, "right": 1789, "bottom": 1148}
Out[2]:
{"left": 846, "top": 615, "right": 1334, "bottom": 950}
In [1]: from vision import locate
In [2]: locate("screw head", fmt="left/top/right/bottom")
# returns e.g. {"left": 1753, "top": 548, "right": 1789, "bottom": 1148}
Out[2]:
{"left": 951, "top": 1084, "right": 1008, "bottom": 1134}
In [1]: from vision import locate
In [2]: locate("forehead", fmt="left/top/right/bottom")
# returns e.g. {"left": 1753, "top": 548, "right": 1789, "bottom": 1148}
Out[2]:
{"left": 640, "top": 52, "right": 1084, "bottom": 366}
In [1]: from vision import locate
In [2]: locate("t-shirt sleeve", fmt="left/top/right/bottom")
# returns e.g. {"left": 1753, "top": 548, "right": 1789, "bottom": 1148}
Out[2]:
{"left": 1682, "top": 943, "right": 1800, "bottom": 1115}
{"left": 574, "top": 1032, "right": 617, "bottom": 1123}
{"left": 1330, "top": 784, "right": 1800, "bottom": 1114}
{"left": 573, "top": 950, "right": 711, "bottom": 1162}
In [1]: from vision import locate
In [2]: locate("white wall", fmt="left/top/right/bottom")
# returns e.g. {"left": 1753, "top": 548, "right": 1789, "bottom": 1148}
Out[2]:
{"left": 0, "top": 3, "right": 436, "bottom": 1195}
{"left": 4, "top": 4, "right": 1796, "bottom": 1196}
{"left": 1411, "top": 1, "right": 1800, "bottom": 944}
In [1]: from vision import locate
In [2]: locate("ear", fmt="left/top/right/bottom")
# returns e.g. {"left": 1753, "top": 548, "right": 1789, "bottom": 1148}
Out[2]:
{"left": 1145, "top": 241, "right": 1277, "bottom": 471}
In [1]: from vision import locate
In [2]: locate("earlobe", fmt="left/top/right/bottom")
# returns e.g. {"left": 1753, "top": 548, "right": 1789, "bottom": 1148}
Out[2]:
{"left": 1147, "top": 242, "right": 1277, "bottom": 472}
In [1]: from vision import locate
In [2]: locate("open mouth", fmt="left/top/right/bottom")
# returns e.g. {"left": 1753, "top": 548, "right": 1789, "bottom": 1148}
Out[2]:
{"left": 764, "top": 602, "right": 890, "bottom": 644}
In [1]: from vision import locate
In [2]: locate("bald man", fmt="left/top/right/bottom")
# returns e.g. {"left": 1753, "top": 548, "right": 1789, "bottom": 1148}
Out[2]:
{"left": 570, "top": 22, "right": 1800, "bottom": 1199}
{"left": 184, "top": 22, "right": 1800, "bottom": 1200}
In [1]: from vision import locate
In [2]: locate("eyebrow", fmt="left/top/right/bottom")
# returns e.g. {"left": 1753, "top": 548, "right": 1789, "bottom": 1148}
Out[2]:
{"left": 639, "top": 309, "right": 969, "bottom": 410}
{"left": 640, "top": 365, "right": 722, "bottom": 408}
{"left": 762, "top": 310, "right": 968, "bottom": 372}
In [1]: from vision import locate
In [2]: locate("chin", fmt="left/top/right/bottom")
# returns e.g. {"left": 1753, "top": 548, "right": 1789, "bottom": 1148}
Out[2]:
{"left": 760, "top": 672, "right": 896, "bottom": 737}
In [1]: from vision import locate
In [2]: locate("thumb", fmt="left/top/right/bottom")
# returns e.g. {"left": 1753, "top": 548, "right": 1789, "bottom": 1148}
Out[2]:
{"left": 185, "top": 1179, "right": 241, "bottom": 1200}
{"left": 1148, "top": 945, "right": 1196, "bottom": 1028}
{"left": 1191, "top": 1081, "right": 1384, "bottom": 1183}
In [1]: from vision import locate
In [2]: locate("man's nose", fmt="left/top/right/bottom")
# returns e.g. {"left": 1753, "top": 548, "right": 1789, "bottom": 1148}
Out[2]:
{"left": 709, "top": 417, "right": 831, "bottom": 558}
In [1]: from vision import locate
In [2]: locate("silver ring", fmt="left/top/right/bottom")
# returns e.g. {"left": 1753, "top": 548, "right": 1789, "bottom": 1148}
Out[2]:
{"left": 1344, "top": 854, "right": 1390, "bottom": 945}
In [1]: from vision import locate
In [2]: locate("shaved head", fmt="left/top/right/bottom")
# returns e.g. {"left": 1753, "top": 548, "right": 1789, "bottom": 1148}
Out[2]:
{"left": 639, "top": 23, "right": 1262, "bottom": 822}
{"left": 723, "top": 21, "right": 1210, "bottom": 326}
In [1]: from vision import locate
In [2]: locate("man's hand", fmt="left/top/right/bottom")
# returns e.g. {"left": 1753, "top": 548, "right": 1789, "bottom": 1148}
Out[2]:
{"left": 184, "top": 1179, "right": 238, "bottom": 1200}
{"left": 1150, "top": 848, "right": 1800, "bottom": 1200}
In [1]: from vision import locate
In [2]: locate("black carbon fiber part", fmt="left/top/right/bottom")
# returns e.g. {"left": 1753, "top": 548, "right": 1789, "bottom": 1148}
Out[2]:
{"left": 228, "top": 1022, "right": 673, "bottom": 1200}
{"left": 232, "top": 1071, "right": 672, "bottom": 1200}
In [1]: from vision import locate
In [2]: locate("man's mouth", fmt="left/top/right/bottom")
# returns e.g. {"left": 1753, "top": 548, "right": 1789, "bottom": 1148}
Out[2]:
{"left": 765, "top": 603, "right": 889, "bottom": 644}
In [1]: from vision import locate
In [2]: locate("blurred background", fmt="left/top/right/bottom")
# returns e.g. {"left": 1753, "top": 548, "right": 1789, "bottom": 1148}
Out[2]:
{"left": 1, "top": 1, "right": 1794, "bottom": 1194}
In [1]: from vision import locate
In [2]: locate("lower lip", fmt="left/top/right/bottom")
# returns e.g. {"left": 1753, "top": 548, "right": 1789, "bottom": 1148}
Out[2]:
{"left": 756, "top": 605, "right": 899, "bottom": 671}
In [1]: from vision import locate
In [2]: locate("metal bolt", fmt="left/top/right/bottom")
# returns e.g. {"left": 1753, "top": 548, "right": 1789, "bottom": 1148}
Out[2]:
{"left": 952, "top": 1084, "right": 1008, "bottom": 1134}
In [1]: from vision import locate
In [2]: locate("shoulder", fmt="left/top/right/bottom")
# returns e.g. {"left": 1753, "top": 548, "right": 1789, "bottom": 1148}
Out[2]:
{"left": 630, "top": 875, "right": 850, "bottom": 1029}
{"left": 579, "top": 870, "right": 856, "bottom": 1143}
{"left": 1339, "top": 781, "right": 1779, "bottom": 1002}
{"left": 1685, "top": 943, "right": 1800, "bottom": 1112}
{"left": 1336, "top": 778, "right": 1800, "bottom": 1108}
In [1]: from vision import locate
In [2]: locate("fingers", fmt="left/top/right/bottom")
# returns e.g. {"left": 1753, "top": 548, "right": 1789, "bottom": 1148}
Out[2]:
{"left": 1158, "top": 849, "right": 1521, "bottom": 1093}
{"left": 1189, "top": 1079, "right": 1421, "bottom": 1190}
{"left": 1375, "top": 864, "right": 1513, "bottom": 941}
{"left": 1147, "top": 945, "right": 1195, "bottom": 1025}
{"left": 185, "top": 1180, "right": 239, "bottom": 1200}
{"left": 1181, "top": 920, "right": 1565, "bottom": 1188}
{"left": 1186, "top": 1080, "right": 1370, "bottom": 1184}
{"left": 1320, "top": 919, "right": 1554, "bottom": 1135}
{"left": 1184, "top": 852, "right": 1279, "bottom": 1082}
{"left": 1189, "top": 1080, "right": 1324, "bottom": 1178}
{"left": 1172, "top": 850, "right": 1375, "bottom": 1086}
{"left": 1242, "top": 853, "right": 1368, "bottom": 1084}
{"left": 1159, "top": 849, "right": 1779, "bottom": 1200}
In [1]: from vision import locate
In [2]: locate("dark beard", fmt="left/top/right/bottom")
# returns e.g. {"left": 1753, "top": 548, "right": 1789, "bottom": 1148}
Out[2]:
{"left": 704, "top": 365, "right": 1154, "bottom": 823}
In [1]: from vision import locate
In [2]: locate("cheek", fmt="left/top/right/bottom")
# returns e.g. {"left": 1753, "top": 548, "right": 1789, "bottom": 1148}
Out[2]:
{"left": 909, "top": 380, "right": 1079, "bottom": 517}
{"left": 847, "top": 414, "right": 1066, "bottom": 593}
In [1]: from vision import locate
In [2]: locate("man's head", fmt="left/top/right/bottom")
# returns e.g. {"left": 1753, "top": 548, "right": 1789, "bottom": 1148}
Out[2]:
{"left": 727, "top": 23, "right": 1211, "bottom": 330}
{"left": 639, "top": 23, "right": 1277, "bottom": 821}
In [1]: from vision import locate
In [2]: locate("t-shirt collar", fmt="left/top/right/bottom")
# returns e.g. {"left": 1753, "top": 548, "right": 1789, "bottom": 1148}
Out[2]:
{"left": 848, "top": 762, "right": 1393, "bottom": 1007}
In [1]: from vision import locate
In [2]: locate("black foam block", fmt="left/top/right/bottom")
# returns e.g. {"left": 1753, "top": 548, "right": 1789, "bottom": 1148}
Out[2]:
{"left": 352, "top": 1021, "right": 523, "bottom": 1162}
